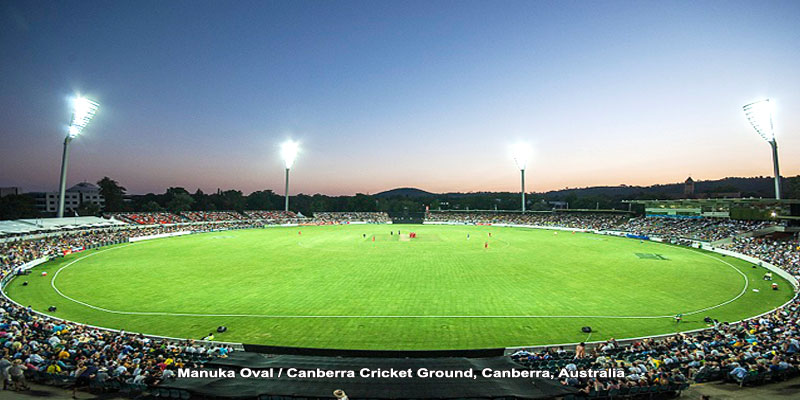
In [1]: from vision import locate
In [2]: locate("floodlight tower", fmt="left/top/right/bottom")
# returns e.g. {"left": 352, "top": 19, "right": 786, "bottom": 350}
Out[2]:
{"left": 511, "top": 143, "right": 530, "bottom": 213}
{"left": 57, "top": 96, "right": 99, "bottom": 218}
{"left": 743, "top": 99, "right": 781, "bottom": 199}
{"left": 281, "top": 140, "right": 299, "bottom": 212}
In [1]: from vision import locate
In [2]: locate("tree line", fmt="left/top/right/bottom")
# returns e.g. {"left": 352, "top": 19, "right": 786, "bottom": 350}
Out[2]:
{"left": 1, "top": 175, "right": 799, "bottom": 220}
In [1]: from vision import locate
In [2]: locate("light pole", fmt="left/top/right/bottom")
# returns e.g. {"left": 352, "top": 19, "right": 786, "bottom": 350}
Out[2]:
{"left": 280, "top": 140, "right": 299, "bottom": 212}
{"left": 511, "top": 143, "right": 530, "bottom": 213}
{"left": 57, "top": 96, "right": 99, "bottom": 218}
{"left": 743, "top": 99, "right": 781, "bottom": 199}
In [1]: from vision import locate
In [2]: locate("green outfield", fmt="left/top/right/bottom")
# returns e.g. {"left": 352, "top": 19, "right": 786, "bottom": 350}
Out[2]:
{"left": 3, "top": 224, "right": 793, "bottom": 350}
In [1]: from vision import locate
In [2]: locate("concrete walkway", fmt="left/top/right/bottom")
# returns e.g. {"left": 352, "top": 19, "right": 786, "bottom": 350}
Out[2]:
{"left": 679, "top": 376, "right": 800, "bottom": 399}
{"left": 1, "top": 377, "right": 799, "bottom": 399}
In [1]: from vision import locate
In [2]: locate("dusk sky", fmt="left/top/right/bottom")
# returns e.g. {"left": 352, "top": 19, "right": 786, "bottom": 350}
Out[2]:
{"left": 1, "top": 0, "right": 798, "bottom": 196}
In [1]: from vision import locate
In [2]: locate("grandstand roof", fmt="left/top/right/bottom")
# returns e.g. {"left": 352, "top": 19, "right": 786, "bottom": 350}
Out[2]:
{"left": 0, "top": 220, "right": 41, "bottom": 234}
{"left": 0, "top": 216, "right": 127, "bottom": 235}
{"left": 67, "top": 181, "right": 101, "bottom": 192}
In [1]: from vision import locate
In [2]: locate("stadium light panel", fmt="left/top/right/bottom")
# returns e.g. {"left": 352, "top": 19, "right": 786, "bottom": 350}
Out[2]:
{"left": 281, "top": 140, "right": 300, "bottom": 169}
{"left": 68, "top": 96, "right": 100, "bottom": 138}
{"left": 743, "top": 99, "right": 775, "bottom": 142}
{"left": 743, "top": 98, "right": 782, "bottom": 200}
{"left": 510, "top": 142, "right": 531, "bottom": 170}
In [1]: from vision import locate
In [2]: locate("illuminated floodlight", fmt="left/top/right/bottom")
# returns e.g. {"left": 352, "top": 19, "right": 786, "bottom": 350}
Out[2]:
{"left": 58, "top": 95, "right": 99, "bottom": 218}
{"left": 281, "top": 140, "right": 300, "bottom": 169}
{"left": 743, "top": 98, "right": 781, "bottom": 199}
{"left": 510, "top": 142, "right": 531, "bottom": 170}
{"left": 281, "top": 140, "right": 300, "bottom": 212}
{"left": 68, "top": 96, "right": 100, "bottom": 138}
{"left": 743, "top": 99, "right": 774, "bottom": 142}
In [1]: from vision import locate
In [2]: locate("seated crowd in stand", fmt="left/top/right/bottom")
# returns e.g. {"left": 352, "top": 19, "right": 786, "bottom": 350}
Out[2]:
{"left": 425, "top": 211, "right": 627, "bottom": 231}
{"left": 724, "top": 237, "right": 800, "bottom": 278}
{"left": 106, "top": 210, "right": 385, "bottom": 225}
{"left": 111, "top": 213, "right": 184, "bottom": 225}
{"left": 180, "top": 211, "right": 245, "bottom": 222}
{"left": 244, "top": 210, "right": 298, "bottom": 221}
{"left": 624, "top": 217, "right": 770, "bottom": 243}
{"left": 312, "top": 212, "right": 391, "bottom": 224}
{"left": 426, "top": 211, "right": 774, "bottom": 242}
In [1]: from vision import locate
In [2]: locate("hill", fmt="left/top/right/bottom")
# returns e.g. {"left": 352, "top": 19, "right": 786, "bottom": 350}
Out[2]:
{"left": 542, "top": 176, "right": 783, "bottom": 200}
{"left": 374, "top": 187, "right": 436, "bottom": 198}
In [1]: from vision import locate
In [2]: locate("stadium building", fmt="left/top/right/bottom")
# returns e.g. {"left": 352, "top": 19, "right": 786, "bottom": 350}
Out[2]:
{"left": 28, "top": 182, "right": 105, "bottom": 215}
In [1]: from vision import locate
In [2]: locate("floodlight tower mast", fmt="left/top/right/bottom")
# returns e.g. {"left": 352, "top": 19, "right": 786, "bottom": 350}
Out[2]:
{"left": 57, "top": 96, "right": 99, "bottom": 218}
{"left": 743, "top": 99, "right": 781, "bottom": 199}
{"left": 511, "top": 143, "right": 530, "bottom": 213}
{"left": 520, "top": 169, "right": 525, "bottom": 213}
{"left": 281, "top": 140, "right": 299, "bottom": 212}
{"left": 284, "top": 168, "right": 290, "bottom": 212}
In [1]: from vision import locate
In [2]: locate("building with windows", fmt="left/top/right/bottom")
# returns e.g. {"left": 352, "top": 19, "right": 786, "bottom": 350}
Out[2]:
{"left": 29, "top": 182, "right": 105, "bottom": 215}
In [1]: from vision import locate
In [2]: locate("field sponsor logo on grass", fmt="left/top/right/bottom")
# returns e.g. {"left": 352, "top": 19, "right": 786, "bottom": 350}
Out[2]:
{"left": 635, "top": 253, "right": 669, "bottom": 260}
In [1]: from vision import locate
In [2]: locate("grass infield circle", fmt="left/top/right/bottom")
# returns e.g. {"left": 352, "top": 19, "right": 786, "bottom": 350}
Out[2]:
{"left": 4, "top": 225, "right": 793, "bottom": 350}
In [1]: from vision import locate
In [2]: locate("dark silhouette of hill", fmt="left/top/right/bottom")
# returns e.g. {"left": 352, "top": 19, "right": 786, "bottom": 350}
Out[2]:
{"left": 376, "top": 176, "right": 790, "bottom": 199}
{"left": 374, "top": 187, "right": 436, "bottom": 198}
{"left": 543, "top": 176, "right": 782, "bottom": 199}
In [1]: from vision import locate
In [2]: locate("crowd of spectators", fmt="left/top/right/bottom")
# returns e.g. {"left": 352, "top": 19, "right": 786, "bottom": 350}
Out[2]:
{"left": 111, "top": 213, "right": 184, "bottom": 225}
{"left": 180, "top": 211, "right": 245, "bottom": 222}
{"left": 108, "top": 211, "right": 306, "bottom": 225}
{"left": 1, "top": 223, "right": 262, "bottom": 277}
{"left": 244, "top": 210, "right": 298, "bottom": 221}
{"left": 623, "top": 217, "right": 771, "bottom": 242}
{"left": 426, "top": 212, "right": 774, "bottom": 242}
{"left": 312, "top": 212, "right": 391, "bottom": 224}
{"left": 0, "top": 300, "right": 233, "bottom": 393}
{"left": 109, "top": 210, "right": 396, "bottom": 225}
{"left": 724, "top": 236, "right": 800, "bottom": 277}
{"left": 425, "top": 211, "right": 626, "bottom": 230}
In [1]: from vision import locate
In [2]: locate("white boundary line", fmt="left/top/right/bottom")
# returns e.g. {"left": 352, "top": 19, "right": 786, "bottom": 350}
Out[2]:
{"left": 47, "top": 235, "right": 750, "bottom": 320}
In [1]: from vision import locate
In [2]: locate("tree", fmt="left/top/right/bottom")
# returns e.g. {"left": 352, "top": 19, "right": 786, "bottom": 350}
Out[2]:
{"left": 310, "top": 194, "right": 329, "bottom": 213}
{"left": 141, "top": 200, "right": 163, "bottom": 212}
{"left": 0, "top": 194, "right": 39, "bottom": 219}
{"left": 97, "top": 177, "right": 128, "bottom": 212}
{"left": 218, "top": 190, "right": 246, "bottom": 211}
{"left": 165, "top": 187, "right": 194, "bottom": 212}
{"left": 246, "top": 190, "right": 281, "bottom": 210}
{"left": 191, "top": 189, "right": 213, "bottom": 211}
{"left": 351, "top": 193, "right": 376, "bottom": 211}
{"left": 786, "top": 176, "right": 800, "bottom": 200}
{"left": 76, "top": 202, "right": 101, "bottom": 216}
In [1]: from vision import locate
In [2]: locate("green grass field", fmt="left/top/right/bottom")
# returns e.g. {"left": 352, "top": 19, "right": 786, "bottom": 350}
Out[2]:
{"left": 3, "top": 225, "right": 793, "bottom": 350}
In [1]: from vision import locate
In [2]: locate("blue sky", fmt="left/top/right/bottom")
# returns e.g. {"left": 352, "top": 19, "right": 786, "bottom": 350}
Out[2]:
{"left": 1, "top": 0, "right": 798, "bottom": 195}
